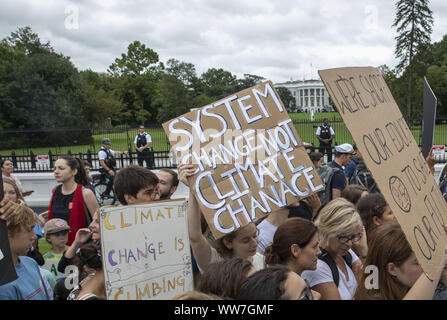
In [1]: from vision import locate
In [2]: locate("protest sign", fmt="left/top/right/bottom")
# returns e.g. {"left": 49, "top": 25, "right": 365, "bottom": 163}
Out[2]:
{"left": 319, "top": 66, "right": 447, "bottom": 279}
{"left": 100, "top": 200, "right": 193, "bottom": 300}
{"left": 163, "top": 81, "right": 323, "bottom": 239}
{"left": 421, "top": 77, "right": 438, "bottom": 159}
{"left": 0, "top": 174, "right": 18, "bottom": 286}
{"left": 0, "top": 220, "right": 18, "bottom": 286}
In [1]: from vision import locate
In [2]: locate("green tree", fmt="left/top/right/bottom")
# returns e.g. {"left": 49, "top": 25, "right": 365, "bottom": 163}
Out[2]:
{"left": 392, "top": 0, "right": 434, "bottom": 117}
{"left": 165, "top": 58, "right": 198, "bottom": 88}
{"left": 109, "top": 41, "right": 164, "bottom": 124}
{"left": 426, "top": 57, "right": 447, "bottom": 114}
{"left": 276, "top": 87, "right": 296, "bottom": 113}
{"left": 108, "top": 40, "right": 160, "bottom": 77}
{"left": 80, "top": 70, "right": 127, "bottom": 125}
{"left": 199, "top": 68, "right": 237, "bottom": 99}
{"left": 236, "top": 74, "right": 266, "bottom": 90}
{"left": 154, "top": 74, "right": 190, "bottom": 124}
{"left": 0, "top": 43, "right": 26, "bottom": 129}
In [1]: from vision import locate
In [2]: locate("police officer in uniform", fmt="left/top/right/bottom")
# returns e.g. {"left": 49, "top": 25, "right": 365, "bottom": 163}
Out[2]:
{"left": 316, "top": 118, "right": 335, "bottom": 161}
{"left": 134, "top": 124, "right": 153, "bottom": 169}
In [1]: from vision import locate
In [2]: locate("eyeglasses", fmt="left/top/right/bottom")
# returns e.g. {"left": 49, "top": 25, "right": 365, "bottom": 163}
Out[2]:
{"left": 337, "top": 233, "right": 362, "bottom": 244}
{"left": 298, "top": 280, "right": 314, "bottom": 300}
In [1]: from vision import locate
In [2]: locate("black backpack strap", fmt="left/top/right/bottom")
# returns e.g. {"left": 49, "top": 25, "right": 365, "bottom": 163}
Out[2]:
{"left": 318, "top": 248, "right": 340, "bottom": 287}
{"left": 318, "top": 248, "right": 353, "bottom": 287}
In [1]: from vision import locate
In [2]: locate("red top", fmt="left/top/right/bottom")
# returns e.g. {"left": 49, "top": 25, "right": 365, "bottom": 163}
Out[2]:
{"left": 48, "top": 184, "right": 87, "bottom": 246}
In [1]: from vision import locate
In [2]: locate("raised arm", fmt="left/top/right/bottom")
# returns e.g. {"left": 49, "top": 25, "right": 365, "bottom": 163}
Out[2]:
{"left": 179, "top": 163, "right": 213, "bottom": 272}
{"left": 403, "top": 249, "right": 447, "bottom": 300}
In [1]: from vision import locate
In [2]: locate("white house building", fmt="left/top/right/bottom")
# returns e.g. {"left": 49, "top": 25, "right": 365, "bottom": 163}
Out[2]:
{"left": 275, "top": 79, "right": 334, "bottom": 113}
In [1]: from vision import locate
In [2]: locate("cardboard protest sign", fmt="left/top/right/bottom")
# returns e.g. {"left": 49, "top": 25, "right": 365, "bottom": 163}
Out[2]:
{"left": 319, "top": 66, "right": 447, "bottom": 279}
{"left": 421, "top": 77, "right": 438, "bottom": 159}
{"left": 100, "top": 200, "right": 193, "bottom": 300}
{"left": 0, "top": 174, "right": 18, "bottom": 286}
{"left": 0, "top": 219, "right": 18, "bottom": 286}
{"left": 163, "top": 81, "right": 323, "bottom": 239}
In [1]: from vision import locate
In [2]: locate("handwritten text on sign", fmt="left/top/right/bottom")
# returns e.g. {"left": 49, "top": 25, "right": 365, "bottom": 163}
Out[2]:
{"left": 319, "top": 67, "right": 447, "bottom": 279}
{"left": 163, "top": 81, "right": 323, "bottom": 239}
{"left": 100, "top": 200, "right": 193, "bottom": 300}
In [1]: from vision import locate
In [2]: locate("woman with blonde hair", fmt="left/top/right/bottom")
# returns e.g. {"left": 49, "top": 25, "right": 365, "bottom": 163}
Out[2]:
{"left": 354, "top": 222, "right": 447, "bottom": 300}
{"left": 301, "top": 197, "right": 366, "bottom": 300}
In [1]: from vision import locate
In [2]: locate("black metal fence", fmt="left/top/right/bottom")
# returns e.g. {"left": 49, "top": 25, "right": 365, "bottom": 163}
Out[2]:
{"left": 0, "top": 125, "right": 171, "bottom": 156}
{"left": 2, "top": 117, "right": 447, "bottom": 173}
{"left": 1, "top": 150, "right": 176, "bottom": 173}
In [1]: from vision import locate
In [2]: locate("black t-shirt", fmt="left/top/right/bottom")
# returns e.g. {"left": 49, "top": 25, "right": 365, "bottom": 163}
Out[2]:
{"left": 51, "top": 185, "right": 75, "bottom": 223}
{"left": 329, "top": 161, "right": 346, "bottom": 191}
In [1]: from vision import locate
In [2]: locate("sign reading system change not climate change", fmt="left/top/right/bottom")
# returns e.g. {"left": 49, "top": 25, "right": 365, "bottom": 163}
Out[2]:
{"left": 163, "top": 81, "right": 323, "bottom": 239}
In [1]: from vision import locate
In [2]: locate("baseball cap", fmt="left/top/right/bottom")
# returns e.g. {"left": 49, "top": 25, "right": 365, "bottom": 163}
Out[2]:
{"left": 102, "top": 138, "right": 111, "bottom": 145}
{"left": 43, "top": 218, "right": 71, "bottom": 236}
{"left": 334, "top": 143, "right": 356, "bottom": 155}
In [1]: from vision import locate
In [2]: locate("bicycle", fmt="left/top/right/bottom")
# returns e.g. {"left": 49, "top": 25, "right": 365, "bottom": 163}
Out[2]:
{"left": 92, "top": 171, "right": 117, "bottom": 206}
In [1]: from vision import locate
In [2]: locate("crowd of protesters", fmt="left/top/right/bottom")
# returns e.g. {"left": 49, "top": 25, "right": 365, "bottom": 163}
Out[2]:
{"left": 1, "top": 135, "right": 447, "bottom": 301}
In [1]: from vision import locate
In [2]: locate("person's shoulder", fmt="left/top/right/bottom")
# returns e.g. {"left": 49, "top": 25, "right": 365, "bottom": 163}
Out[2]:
{"left": 19, "top": 255, "right": 37, "bottom": 266}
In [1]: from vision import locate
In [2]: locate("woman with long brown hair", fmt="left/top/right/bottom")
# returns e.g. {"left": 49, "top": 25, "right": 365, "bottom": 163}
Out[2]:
{"left": 354, "top": 222, "right": 447, "bottom": 300}
{"left": 47, "top": 156, "right": 99, "bottom": 245}
{"left": 264, "top": 217, "right": 321, "bottom": 275}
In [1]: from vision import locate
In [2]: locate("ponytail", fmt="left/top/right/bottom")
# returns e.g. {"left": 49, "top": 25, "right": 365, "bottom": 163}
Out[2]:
{"left": 264, "top": 245, "right": 282, "bottom": 266}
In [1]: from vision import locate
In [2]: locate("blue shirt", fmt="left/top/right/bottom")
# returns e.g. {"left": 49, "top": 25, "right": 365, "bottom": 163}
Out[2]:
{"left": 344, "top": 156, "right": 359, "bottom": 180}
{"left": 0, "top": 256, "right": 52, "bottom": 300}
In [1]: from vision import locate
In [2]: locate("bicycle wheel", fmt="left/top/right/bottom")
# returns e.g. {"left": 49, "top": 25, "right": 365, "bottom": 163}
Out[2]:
{"left": 94, "top": 182, "right": 116, "bottom": 206}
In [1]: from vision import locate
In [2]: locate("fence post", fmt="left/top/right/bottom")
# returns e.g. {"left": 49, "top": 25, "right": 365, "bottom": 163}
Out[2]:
{"left": 48, "top": 150, "right": 53, "bottom": 168}
{"left": 11, "top": 151, "right": 17, "bottom": 168}
{"left": 30, "top": 150, "right": 36, "bottom": 169}
{"left": 87, "top": 149, "right": 92, "bottom": 167}
{"left": 128, "top": 148, "right": 133, "bottom": 165}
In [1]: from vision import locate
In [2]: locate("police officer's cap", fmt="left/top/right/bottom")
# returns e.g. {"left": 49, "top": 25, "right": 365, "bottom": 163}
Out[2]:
{"left": 102, "top": 138, "right": 111, "bottom": 145}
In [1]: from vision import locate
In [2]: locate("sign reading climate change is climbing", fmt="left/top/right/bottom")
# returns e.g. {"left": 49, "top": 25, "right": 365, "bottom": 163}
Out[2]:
{"left": 100, "top": 200, "right": 193, "bottom": 300}
{"left": 319, "top": 67, "right": 447, "bottom": 280}
{"left": 163, "top": 81, "right": 323, "bottom": 239}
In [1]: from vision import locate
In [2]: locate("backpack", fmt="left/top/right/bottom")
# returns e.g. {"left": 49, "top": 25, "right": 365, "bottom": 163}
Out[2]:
{"left": 439, "top": 176, "right": 447, "bottom": 195}
{"left": 318, "top": 248, "right": 353, "bottom": 287}
{"left": 316, "top": 164, "right": 342, "bottom": 206}
{"left": 350, "top": 166, "right": 376, "bottom": 193}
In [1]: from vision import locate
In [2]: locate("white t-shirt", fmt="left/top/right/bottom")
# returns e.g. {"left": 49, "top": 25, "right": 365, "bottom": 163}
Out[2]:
{"left": 256, "top": 219, "right": 277, "bottom": 254}
{"left": 301, "top": 249, "right": 359, "bottom": 300}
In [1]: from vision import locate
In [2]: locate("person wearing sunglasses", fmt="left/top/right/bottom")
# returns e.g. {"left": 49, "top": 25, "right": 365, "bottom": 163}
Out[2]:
{"left": 301, "top": 198, "right": 364, "bottom": 300}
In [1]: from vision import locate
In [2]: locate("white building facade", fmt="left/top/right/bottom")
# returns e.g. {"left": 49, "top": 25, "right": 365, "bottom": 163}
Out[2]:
{"left": 275, "top": 79, "right": 334, "bottom": 113}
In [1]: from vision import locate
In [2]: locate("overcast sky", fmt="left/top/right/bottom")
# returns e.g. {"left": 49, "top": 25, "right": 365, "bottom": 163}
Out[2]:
{"left": 1, "top": 0, "right": 446, "bottom": 83}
